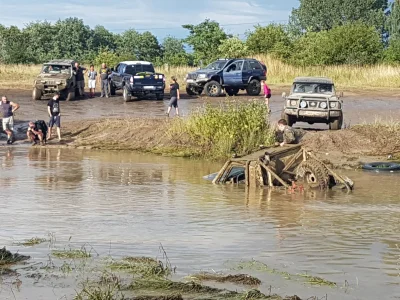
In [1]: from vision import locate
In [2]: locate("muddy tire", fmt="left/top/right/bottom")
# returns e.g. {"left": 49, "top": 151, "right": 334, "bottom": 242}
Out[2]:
{"left": 329, "top": 114, "right": 343, "bottom": 130}
{"left": 186, "top": 86, "right": 196, "bottom": 96}
{"left": 246, "top": 79, "right": 261, "bottom": 96}
{"left": 156, "top": 93, "right": 164, "bottom": 100}
{"left": 123, "top": 85, "right": 131, "bottom": 102}
{"left": 32, "top": 87, "right": 42, "bottom": 100}
{"left": 296, "top": 159, "right": 330, "bottom": 189}
{"left": 110, "top": 84, "right": 116, "bottom": 96}
{"left": 204, "top": 80, "right": 222, "bottom": 97}
{"left": 65, "top": 89, "right": 75, "bottom": 101}
{"left": 281, "top": 112, "right": 295, "bottom": 126}
{"left": 226, "top": 87, "right": 239, "bottom": 96}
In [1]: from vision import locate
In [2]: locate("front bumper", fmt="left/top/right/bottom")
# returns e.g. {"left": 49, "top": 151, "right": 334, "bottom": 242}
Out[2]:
{"left": 284, "top": 108, "right": 341, "bottom": 118}
{"left": 185, "top": 78, "right": 208, "bottom": 87}
{"left": 127, "top": 84, "right": 164, "bottom": 94}
{"left": 35, "top": 84, "right": 67, "bottom": 92}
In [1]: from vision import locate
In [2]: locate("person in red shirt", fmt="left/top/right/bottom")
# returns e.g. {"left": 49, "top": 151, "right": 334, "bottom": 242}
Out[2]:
{"left": 262, "top": 80, "right": 271, "bottom": 113}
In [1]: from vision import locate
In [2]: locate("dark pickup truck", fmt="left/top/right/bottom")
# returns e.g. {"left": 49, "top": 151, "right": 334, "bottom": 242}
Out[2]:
{"left": 109, "top": 61, "right": 165, "bottom": 101}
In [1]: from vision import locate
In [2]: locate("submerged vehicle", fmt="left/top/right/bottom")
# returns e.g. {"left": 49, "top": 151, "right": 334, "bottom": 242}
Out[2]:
{"left": 281, "top": 77, "right": 344, "bottom": 130}
{"left": 206, "top": 145, "right": 354, "bottom": 192}
{"left": 32, "top": 59, "right": 77, "bottom": 101}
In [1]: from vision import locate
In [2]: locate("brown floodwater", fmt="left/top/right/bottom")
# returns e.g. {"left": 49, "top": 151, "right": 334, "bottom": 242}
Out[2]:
{"left": 0, "top": 147, "right": 399, "bottom": 300}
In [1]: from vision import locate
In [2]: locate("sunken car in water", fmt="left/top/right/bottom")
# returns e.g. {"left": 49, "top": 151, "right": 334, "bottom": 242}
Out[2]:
{"left": 281, "top": 77, "right": 344, "bottom": 130}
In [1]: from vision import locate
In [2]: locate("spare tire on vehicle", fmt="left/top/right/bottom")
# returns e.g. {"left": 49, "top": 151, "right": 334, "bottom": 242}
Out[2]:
{"left": 362, "top": 162, "right": 400, "bottom": 171}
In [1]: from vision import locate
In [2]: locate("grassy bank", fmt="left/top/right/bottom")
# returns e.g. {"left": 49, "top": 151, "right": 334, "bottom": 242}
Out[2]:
{"left": 1, "top": 54, "right": 400, "bottom": 90}
{"left": 61, "top": 100, "right": 275, "bottom": 159}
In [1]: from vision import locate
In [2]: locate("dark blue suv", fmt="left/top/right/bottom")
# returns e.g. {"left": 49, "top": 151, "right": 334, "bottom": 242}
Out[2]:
{"left": 184, "top": 58, "right": 267, "bottom": 97}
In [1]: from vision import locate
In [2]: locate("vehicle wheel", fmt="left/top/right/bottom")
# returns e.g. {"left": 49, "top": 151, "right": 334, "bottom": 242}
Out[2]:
{"left": 246, "top": 79, "right": 261, "bottom": 96}
{"left": 296, "top": 159, "right": 330, "bottom": 189}
{"left": 197, "top": 88, "right": 203, "bottom": 95}
{"left": 156, "top": 93, "right": 164, "bottom": 100}
{"left": 32, "top": 87, "right": 42, "bottom": 100}
{"left": 329, "top": 114, "right": 343, "bottom": 130}
{"left": 226, "top": 87, "right": 239, "bottom": 96}
{"left": 204, "top": 80, "right": 222, "bottom": 97}
{"left": 65, "top": 89, "right": 75, "bottom": 101}
{"left": 281, "top": 112, "right": 295, "bottom": 127}
{"left": 110, "top": 84, "right": 116, "bottom": 96}
{"left": 123, "top": 86, "right": 131, "bottom": 102}
{"left": 186, "top": 86, "right": 196, "bottom": 96}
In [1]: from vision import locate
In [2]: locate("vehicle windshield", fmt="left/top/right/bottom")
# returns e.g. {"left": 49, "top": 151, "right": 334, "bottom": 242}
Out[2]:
{"left": 42, "top": 64, "right": 71, "bottom": 74}
{"left": 293, "top": 83, "right": 334, "bottom": 94}
{"left": 205, "top": 60, "right": 228, "bottom": 70}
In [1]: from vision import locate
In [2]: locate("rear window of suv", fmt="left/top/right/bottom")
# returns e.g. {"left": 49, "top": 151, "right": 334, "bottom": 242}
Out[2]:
{"left": 125, "top": 64, "right": 155, "bottom": 75}
{"left": 249, "top": 60, "right": 262, "bottom": 70}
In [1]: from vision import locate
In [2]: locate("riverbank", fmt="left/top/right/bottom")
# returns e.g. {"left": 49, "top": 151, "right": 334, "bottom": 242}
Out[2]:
{"left": 27, "top": 116, "right": 396, "bottom": 169}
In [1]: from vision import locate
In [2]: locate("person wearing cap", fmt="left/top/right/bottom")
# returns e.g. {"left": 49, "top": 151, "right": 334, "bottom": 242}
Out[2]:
{"left": 1, "top": 95, "right": 20, "bottom": 144}
{"left": 47, "top": 92, "right": 62, "bottom": 141}
{"left": 27, "top": 121, "right": 45, "bottom": 146}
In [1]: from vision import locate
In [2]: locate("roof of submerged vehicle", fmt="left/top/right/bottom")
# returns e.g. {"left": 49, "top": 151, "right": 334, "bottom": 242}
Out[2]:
{"left": 293, "top": 77, "right": 333, "bottom": 84}
{"left": 44, "top": 59, "right": 75, "bottom": 65}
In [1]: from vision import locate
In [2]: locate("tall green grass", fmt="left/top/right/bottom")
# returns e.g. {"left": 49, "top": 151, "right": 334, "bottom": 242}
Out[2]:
{"left": 171, "top": 100, "right": 275, "bottom": 158}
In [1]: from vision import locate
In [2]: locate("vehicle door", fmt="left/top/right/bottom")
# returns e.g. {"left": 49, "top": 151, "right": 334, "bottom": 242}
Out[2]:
{"left": 223, "top": 60, "right": 243, "bottom": 86}
{"left": 111, "top": 64, "right": 124, "bottom": 88}
{"left": 242, "top": 61, "right": 251, "bottom": 84}
{"left": 249, "top": 60, "right": 263, "bottom": 80}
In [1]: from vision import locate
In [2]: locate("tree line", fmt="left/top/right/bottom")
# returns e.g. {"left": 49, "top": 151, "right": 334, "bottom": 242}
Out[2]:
{"left": 0, "top": 0, "right": 399, "bottom": 67}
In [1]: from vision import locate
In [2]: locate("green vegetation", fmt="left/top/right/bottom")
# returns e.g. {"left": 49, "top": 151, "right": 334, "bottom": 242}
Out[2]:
{"left": 15, "top": 237, "right": 47, "bottom": 247}
{"left": 1, "top": 0, "right": 400, "bottom": 67}
{"left": 52, "top": 248, "right": 92, "bottom": 259}
{"left": 233, "top": 260, "right": 336, "bottom": 287}
{"left": 107, "top": 256, "right": 172, "bottom": 278}
{"left": 170, "top": 100, "right": 275, "bottom": 158}
{"left": 188, "top": 272, "right": 261, "bottom": 286}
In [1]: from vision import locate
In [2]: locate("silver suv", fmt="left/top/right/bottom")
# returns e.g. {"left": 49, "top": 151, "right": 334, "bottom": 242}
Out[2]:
{"left": 281, "top": 77, "right": 343, "bottom": 130}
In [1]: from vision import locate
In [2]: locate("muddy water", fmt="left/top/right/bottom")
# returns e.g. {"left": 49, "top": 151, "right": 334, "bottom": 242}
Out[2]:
{"left": 3, "top": 89, "right": 400, "bottom": 130}
{"left": 1, "top": 147, "right": 399, "bottom": 300}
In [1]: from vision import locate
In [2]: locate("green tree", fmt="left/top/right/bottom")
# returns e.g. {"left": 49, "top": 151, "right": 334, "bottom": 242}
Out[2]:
{"left": 0, "top": 26, "right": 33, "bottom": 63}
{"left": 161, "top": 36, "right": 190, "bottom": 65}
{"left": 24, "top": 21, "right": 57, "bottom": 63}
{"left": 290, "top": 0, "right": 388, "bottom": 33}
{"left": 246, "top": 24, "right": 292, "bottom": 59}
{"left": 117, "top": 29, "right": 141, "bottom": 59}
{"left": 137, "top": 31, "right": 161, "bottom": 62}
{"left": 291, "top": 22, "right": 383, "bottom": 65}
{"left": 182, "top": 19, "right": 229, "bottom": 64}
{"left": 384, "top": 38, "right": 400, "bottom": 63}
{"left": 218, "top": 37, "right": 248, "bottom": 58}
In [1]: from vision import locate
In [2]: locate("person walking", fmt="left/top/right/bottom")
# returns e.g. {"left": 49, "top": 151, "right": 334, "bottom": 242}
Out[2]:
{"left": 74, "top": 62, "right": 87, "bottom": 98}
{"left": 47, "top": 92, "right": 62, "bottom": 142}
{"left": 87, "top": 65, "right": 97, "bottom": 98}
{"left": 262, "top": 80, "right": 272, "bottom": 113}
{"left": 166, "top": 76, "right": 180, "bottom": 117}
{"left": 1, "top": 95, "right": 20, "bottom": 144}
{"left": 99, "top": 63, "right": 111, "bottom": 98}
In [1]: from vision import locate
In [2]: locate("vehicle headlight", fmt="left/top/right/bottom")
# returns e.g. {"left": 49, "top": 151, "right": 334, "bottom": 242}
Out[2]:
{"left": 330, "top": 102, "right": 337, "bottom": 108}
{"left": 300, "top": 101, "right": 307, "bottom": 108}
{"left": 320, "top": 102, "right": 327, "bottom": 109}
{"left": 290, "top": 100, "right": 297, "bottom": 106}
{"left": 41, "top": 80, "right": 46, "bottom": 83}
{"left": 197, "top": 74, "right": 206, "bottom": 79}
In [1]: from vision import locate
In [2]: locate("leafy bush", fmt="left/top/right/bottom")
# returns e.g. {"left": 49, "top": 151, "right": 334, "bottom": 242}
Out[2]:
{"left": 218, "top": 37, "right": 248, "bottom": 58}
{"left": 172, "top": 100, "right": 275, "bottom": 158}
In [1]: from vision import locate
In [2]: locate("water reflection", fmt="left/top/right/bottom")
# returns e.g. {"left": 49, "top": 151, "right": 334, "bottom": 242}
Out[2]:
{"left": 0, "top": 148, "right": 399, "bottom": 299}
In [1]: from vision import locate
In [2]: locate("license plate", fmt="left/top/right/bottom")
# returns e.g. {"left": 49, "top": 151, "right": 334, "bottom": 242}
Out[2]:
{"left": 186, "top": 79, "right": 194, "bottom": 83}
{"left": 144, "top": 86, "right": 155, "bottom": 90}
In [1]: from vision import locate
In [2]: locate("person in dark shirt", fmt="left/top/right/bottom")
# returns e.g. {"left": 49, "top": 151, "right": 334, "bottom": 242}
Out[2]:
{"left": 166, "top": 76, "right": 180, "bottom": 117}
{"left": 99, "top": 63, "right": 111, "bottom": 98}
{"left": 47, "top": 92, "right": 62, "bottom": 141}
{"left": 74, "top": 62, "right": 87, "bottom": 98}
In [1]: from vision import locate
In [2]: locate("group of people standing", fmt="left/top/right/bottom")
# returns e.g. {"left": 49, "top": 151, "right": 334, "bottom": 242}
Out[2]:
{"left": 74, "top": 62, "right": 112, "bottom": 99}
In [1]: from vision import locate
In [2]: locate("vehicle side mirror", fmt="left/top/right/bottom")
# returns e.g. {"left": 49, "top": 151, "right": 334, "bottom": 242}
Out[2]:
{"left": 282, "top": 92, "right": 286, "bottom": 98}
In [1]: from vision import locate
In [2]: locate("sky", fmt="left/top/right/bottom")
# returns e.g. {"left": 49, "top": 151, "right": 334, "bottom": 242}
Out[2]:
{"left": 0, "top": 0, "right": 299, "bottom": 40}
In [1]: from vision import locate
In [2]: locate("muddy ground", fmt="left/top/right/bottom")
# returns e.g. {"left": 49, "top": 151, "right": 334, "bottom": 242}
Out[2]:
{"left": 1, "top": 88, "right": 400, "bottom": 168}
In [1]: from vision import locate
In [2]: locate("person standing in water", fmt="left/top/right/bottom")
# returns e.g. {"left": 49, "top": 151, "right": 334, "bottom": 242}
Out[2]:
{"left": 1, "top": 95, "right": 20, "bottom": 144}
{"left": 166, "top": 76, "right": 180, "bottom": 117}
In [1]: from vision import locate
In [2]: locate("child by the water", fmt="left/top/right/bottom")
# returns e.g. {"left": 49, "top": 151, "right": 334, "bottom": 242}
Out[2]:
{"left": 262, "top": 80, "right": 271, "bottom": 113}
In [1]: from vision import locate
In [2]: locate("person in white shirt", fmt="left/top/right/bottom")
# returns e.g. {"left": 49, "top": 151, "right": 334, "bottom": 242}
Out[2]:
{"left": 88, "top": 65, "right": 98, "bottom": 98}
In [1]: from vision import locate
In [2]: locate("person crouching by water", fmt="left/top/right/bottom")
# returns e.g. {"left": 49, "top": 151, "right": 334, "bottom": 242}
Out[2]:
{"left": 166, "top": 76, "right": 180, "bottom": 117}
{"left": 1, "top": 95, "right": 20, "bottom": 144}
{"left": 275, "top": 119, "right": 296, "bottom": 147}
{"left": 27, "top": 121, "right": 45, "bottom": 146}
{"left": 47, "top": 92, "right": 62, "bottom": 142}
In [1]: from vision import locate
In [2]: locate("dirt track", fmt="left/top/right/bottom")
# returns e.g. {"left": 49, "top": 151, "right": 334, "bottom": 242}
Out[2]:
{"left": 1, "top": 88, "right": 400, "bottom": 168}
